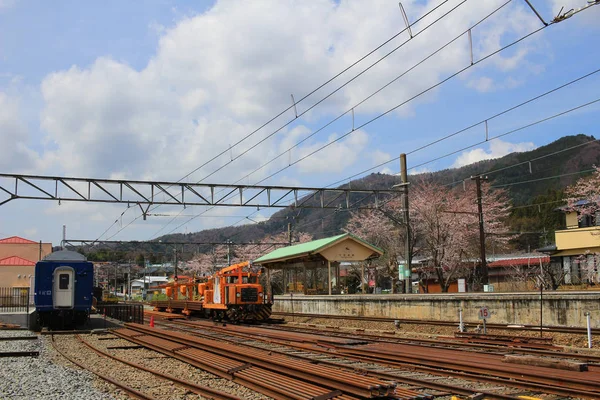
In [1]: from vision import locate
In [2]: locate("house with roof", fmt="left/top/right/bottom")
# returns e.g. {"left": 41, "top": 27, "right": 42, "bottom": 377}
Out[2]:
{"left": 539, "top": 202, "right": 600, "bottom": 285}
{"left": 0, "top": 236, "right": 53, "bottom": 289}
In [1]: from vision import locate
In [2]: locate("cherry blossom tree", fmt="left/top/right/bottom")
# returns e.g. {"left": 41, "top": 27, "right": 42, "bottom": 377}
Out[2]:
{"left": 346, "top": 196, "right": 419, "bottom": 293}
{"left": 564, "top": 166, "right": 600, "bottom": 219}
{"left": 352, "top": 179, "right": 513, "bottom": 293}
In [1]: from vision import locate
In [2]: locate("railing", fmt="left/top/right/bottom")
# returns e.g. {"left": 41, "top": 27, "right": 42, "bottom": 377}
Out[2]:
{"left": 0, "top": 287, "right": 30, "bottom": 313}
{"left": 100, "top": 303, "right": 144, "bottom": 324}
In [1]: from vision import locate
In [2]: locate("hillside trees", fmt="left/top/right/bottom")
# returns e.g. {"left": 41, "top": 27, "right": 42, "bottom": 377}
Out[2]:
{"left": 183, "top": 231, "right": 313, "bottom": 276}
{"left": 345, "top": 179, "right": 512, "bottom": 292}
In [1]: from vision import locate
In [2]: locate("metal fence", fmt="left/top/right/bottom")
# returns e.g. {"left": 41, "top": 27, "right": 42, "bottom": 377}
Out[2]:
{"left": 99, "top": 303, "right": 144, "bottom": 324}
{"left": 0, "top": 287, "right": 30, "bottom": 312}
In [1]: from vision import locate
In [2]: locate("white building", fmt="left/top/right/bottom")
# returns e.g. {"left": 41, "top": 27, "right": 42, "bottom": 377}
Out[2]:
{"left": 131, "top": 276, "right": 169, "bottom": 295}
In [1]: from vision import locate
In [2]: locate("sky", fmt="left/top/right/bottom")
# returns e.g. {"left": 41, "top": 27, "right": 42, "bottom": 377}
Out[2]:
{"left": 0, "top": 0, "right": 599, "bottom": 246}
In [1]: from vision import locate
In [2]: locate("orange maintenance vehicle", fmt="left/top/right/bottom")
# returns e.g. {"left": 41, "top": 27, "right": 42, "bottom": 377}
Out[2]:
{"left": 151, "top": 261, "right": 271, "bottom": 321}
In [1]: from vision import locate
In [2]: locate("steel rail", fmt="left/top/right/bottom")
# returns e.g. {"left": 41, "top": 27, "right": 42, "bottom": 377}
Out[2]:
{"left": 112, "top": 328, "right": 360, "bottom": 400}
{"left": 167, "top": 319, "right": 600, "bottom": 399}
{"left": 271, "top": 311, "right": 600, "bottom": 334}
{"left": 335, "top": 345, "right": 600, "bottom": 397}
{"left": 50, "top": 335, "right": 156, "bottom": 400}
{"left": 119, "top": 323, "right": 394, "bottom": 398}
{"left": 257, "top": 322, "right": 600, "bottom": 362}
{"left": 76, "top": 334, "right": 242, "bottom": 400}
{"left": 162, "top": 319, "right": 519, "bottom": 400}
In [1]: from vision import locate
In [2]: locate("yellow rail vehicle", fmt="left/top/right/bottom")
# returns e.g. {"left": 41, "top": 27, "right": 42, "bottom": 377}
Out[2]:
{"left": 152, "top": 261, "right": 271, "bottom": 321}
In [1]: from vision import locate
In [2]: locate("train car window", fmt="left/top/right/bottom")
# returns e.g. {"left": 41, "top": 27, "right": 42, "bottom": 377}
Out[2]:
{"left": 248, "top": 276, "right": 257, "bottom": 284}
{"left": 59, "top": 273, "right": 70, "bottom": 289}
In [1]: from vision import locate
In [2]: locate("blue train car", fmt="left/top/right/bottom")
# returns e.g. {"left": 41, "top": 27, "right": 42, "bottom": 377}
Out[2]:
{"left": 34, "top": 250, "right": 94, "bottom": 329}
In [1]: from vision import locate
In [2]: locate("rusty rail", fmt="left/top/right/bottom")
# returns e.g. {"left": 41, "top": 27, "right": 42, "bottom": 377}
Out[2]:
{"left": 76, "top": 335, "right": 241, "bottom": 400}
{"left": 50, "top": 335, "right": 156, "bottom": 400}
{"left": 171, "top": 319, "right": 600, "bottom": 399}
{"left": 117, "top": 323, "right": 403, "bottom": 399}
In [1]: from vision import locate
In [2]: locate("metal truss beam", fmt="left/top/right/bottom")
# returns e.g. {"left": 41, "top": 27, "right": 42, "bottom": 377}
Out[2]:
{"left": 0, "top": 173, "right": 400, "bottom": 214}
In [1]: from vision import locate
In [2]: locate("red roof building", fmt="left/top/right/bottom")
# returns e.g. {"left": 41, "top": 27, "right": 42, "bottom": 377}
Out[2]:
{"left": 0, "top": 236, "right": 38, "bottom": 245}
{"left": 0, "top": 256, "right": 36, "bottom": 266}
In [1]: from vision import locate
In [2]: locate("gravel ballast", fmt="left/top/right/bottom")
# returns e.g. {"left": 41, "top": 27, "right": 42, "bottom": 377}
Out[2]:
{"left": 0, "top": 330, "right": 114, "bottom": 400}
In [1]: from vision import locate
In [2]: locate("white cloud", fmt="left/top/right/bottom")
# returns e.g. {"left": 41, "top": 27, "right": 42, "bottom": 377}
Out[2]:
{"left": 38, "top": 0, "right": 540, "bottom": 182}
{"left": 467, "top": 76, "right": 495, "bottom": 93}
{"left": 408, "top": 167, "right": 432, "bottom": 175}
{"left": 0, "top": 92, "right": 42, "bottom": 173}
{"left": 295, "top": 130, "right": 369, "bottom": 174}
{"left": 467, "top": 75, "right": 525, "bottom": 93}
{"left": 452, "top": 139, "right": 536, "bottom": 168}
{"left": 0, "top": 0, "right": 543, "bottom": 240}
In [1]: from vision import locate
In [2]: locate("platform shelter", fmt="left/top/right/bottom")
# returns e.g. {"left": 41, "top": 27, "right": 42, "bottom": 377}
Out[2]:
{"left": 254, "top": 233, "right": 383, "bottom": 296}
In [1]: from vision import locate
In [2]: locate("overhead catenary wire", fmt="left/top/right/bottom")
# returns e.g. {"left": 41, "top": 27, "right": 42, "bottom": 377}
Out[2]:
{"left": 407, "top": 97, "right": 600, "bottom": 173}
{"left": 326, "top": 67, "right": 600, "bottom": 189}
{"left": 96, "top": 0, "right": 455, "bottom": 241}
{"left": 158, "top": 1, "right": 528, "bottom": 238}
{"left": 444, "top": 138, "right": 600, "bottom": 188}
{"left": 107, "top": 0, "right": 599, "bottom": 241}
{"left": 164, "top": 4, "right": 598, "bottom": 238}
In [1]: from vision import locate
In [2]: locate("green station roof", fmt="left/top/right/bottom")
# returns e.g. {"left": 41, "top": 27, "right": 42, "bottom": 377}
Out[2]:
{"left": 253, "top": 233, "right": 383, "bottom": 265}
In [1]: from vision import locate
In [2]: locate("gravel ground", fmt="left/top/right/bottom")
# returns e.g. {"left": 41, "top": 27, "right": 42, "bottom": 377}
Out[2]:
{"left": 0, "top": 330, "right": 114, "bottom": 400}
{"left": 83, "top": 334, "right": 270, "bottom": 400}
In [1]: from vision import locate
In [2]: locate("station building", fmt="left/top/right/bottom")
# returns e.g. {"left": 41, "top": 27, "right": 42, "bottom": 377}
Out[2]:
{"left": 0, "top": 236, "right": 52, "bottom": 289}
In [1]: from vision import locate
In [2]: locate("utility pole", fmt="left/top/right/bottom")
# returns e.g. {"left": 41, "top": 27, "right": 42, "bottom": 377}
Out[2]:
{"left": 471, "top": 175, "right": 489, "bottom": 287}
{"left": 227, "top": 240, "right": 231, "bottom": 265}
{"left": 173, "top": 247, "right": 178, "bottom": 282}
{"left": 127, "top": 261, "right": 131, "bottom": 301}
{"left": 400, "top": 154, "right": 411, "bottom": 294}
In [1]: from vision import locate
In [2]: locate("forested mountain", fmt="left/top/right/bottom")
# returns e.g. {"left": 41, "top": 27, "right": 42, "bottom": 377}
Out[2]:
{"left": 83, "top": 135, "right": 599, "bottom": 260}
{"left": 162, "top": 135, "right": 598, "bottom": 246}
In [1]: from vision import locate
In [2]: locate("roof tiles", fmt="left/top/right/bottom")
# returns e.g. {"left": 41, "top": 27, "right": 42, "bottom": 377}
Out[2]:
{"left": 0, "top": 256, "right": 36, "bottom": 266}
{"left": 0, "top": 236, "right": 37, "bottom": 244}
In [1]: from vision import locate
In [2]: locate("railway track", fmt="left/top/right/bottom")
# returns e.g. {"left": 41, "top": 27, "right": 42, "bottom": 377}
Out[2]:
{"left": 144, "top": 317, "right": 563, "bottom": 399}
{"left": 254, "top": 320, "right": 600, "bottom": 363}
{"left": 50, "top": 333, "right": 243, "bottom": 400}
{"left": 271, "top": 311, "right": 599, "bottom": 335}
{"left": 116, "top": 322, "right": 408, "bottom": 399}
{"left": 153, "top": 317, "right": 600, "bottom": 399}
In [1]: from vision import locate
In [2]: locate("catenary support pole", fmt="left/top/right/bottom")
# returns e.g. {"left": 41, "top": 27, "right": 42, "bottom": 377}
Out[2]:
{"left": 459, "top": 308, "right": 464, "bottom": 333}
{"left": 400, "top": 154, "right": 411, "bottom": 293}
{"left": 471, "top": 175, "right": 489, "bottom": 286}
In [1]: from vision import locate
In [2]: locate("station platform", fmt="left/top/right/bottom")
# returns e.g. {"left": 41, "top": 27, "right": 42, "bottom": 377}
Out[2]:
{"left": 273, "top": 291, "right": 600, "bottom": 327}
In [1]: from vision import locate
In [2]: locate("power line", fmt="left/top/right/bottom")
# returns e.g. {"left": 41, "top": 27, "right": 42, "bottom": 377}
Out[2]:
{"left": 98, "top": 0, "right": 455, "bottom": 241}
{"left": 163, "top": 2, "right": 595, "bottom": 236}
{"left": 158, "top": 1, "right": 529, "bottom": 236}
{"left": 145, "top": 1, "right": 468, "bottom": 239}
{"left": 104, "top": 0, "right": 599, "bottom": 241}
{"left": 407, "top": 97, "right": 600, "bottom": 173}
{"left": 445, "top": 138, "right": 600, "bottom": 188}
{"left": 327, "top": 67, "right": 600, "bottom": 189}
{"left": 491, "top": 169, "right": 596, "bottom": 188}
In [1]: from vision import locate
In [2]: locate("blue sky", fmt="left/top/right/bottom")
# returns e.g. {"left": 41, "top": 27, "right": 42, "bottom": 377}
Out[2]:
{"left": 0, "top": 0, "right": 599, "bottom": 245}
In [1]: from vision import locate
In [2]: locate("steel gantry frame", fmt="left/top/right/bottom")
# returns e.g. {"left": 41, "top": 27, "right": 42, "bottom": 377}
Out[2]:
{"left": 0, "top": 173, "right": 400, "bottom": 218}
